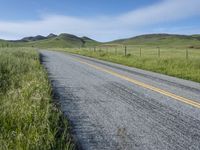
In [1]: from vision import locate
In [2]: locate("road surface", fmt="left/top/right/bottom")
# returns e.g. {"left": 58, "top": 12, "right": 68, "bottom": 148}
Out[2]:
{"left": 40, "top": 50, "right": 200, "bottom": 150}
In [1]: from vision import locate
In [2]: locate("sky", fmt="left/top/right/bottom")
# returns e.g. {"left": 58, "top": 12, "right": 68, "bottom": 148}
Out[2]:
{"left": 0, "top": 0, "right": 200, "bottom": 41}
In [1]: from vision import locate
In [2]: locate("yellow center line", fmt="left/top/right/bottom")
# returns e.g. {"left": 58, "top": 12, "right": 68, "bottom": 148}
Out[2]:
{"left": 73, "top": 58, "right": 200, "bottom": 109}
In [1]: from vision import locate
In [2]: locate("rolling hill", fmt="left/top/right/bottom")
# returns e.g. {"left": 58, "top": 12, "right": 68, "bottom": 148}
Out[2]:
{"left": 109, "top": 34, "right": 200, "bottom": 48}
{"left": 0, "top": 33, "right": 200, "bottom": 49}
{"left": 1, "top": 33, "right": 100, "bottom": 48}
{"left": 20, "top": 35, "right": 47, "bottom": 42}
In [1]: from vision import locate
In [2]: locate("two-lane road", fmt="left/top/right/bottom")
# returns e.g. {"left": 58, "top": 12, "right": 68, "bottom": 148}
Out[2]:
{"left": 40, "top": 50, "right": 200, "bottom": 150}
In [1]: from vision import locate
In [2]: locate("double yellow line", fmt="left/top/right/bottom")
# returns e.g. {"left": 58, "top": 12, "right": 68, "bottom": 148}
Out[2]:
{"left": 74, "top": 58, "right": 200, "bottom": 109}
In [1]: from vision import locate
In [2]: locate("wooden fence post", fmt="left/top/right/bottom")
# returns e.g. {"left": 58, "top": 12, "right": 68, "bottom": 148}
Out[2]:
{"left": 124, "top": 45, "right": 127, "bottom": 56}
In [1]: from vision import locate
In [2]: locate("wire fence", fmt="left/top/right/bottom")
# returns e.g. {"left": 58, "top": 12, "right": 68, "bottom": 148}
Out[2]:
{"left": 80, "top": 45, "right": 200, "bottom": 59}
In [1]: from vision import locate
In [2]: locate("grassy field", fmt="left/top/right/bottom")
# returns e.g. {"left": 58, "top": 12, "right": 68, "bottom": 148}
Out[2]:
{"left": 109, "top": 34, "right": 200, "bottom": 48}
{"left": 58, "top": 47, "right": 200, "bottom": 83}
{"left": 0, "top": 48, "right": 74, "bottom": 150}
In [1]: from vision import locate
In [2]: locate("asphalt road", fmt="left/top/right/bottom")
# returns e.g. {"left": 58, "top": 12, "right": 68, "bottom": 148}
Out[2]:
{"left": 40, "top": 50, "right": 200, "bottom": 150}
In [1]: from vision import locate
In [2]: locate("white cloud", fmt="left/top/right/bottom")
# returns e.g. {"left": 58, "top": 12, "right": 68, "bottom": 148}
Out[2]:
{"left": 0, "top": 0, "right": 200, "bottom": 41}
{"left": 118, "top": 0, "right": 200, "bottom": 26}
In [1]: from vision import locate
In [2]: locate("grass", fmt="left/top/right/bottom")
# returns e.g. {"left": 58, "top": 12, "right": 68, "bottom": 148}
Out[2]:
{"left": 0, "top": 48, "right": 74, "bottom": 150}
{"left": 58, "top": 47, "right": 200, "bottom": 83}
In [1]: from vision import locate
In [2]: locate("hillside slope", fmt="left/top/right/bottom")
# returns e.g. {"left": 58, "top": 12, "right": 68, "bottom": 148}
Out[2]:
{"left": 1, "top": 33, "right": 200, "bottom": 48}
{"left": 6, "top": 33, "right": 100, "bottom": 48}
{"left": 109, "top": 34, "right": 200, "bottom": 48}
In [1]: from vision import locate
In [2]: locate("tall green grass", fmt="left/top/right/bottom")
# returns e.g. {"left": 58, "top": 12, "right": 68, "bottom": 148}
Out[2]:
{"left": 60, "top": 48, "right": 200, "bottom": 83}
{"left": 0, "top": 48, "right": 74, "bottom": 150}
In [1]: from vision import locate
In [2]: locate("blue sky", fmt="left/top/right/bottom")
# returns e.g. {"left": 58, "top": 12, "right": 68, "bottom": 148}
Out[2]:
{"left": 0, "top": 0, "right": 200, "bottom": 41}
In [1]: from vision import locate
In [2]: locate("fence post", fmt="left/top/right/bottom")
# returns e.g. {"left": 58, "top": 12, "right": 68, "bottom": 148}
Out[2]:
{"left": 124, "top": 45, "right": 127, "bottom": 56}
{"left": 140, "top": 48, "right": 142, "bottom": 57}
{"left": 186, "top": 49, "right": 189, "bottom": 59}
{"left": 158, "top": 47, "right": 160, "bottom": 57}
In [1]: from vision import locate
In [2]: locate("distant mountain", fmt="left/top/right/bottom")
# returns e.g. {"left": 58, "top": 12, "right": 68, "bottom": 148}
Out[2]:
{"left": 82, "top": 36, "right": 95, "bottom": 41}
{"left": 21, "top": 34, "right": 57, "bottom": 41}
{"left": 47, "top": 33, "right": 57, "bottom": 38}
{"left": 21, "top": 35, "right": 47, "bottom": 42}
{"left": 9, "top": 33, "right": 100, "bottom": 48}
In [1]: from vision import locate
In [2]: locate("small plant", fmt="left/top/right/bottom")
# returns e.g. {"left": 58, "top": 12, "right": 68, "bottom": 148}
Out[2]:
{"left": 100, "top": 53, "right": 106, "bottom": 57}
{"left": 126, "top": 53, "right": 131, "bottom": 57}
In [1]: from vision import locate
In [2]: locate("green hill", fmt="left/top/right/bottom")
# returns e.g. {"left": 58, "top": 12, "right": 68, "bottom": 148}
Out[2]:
{"left": 109, "top": 34, "right": 200, "bottom": 48}
{"left": 1, "top": 33, "right": 200, "bottom": 49}
{"left": 2, "top": 33, "right": 100, "bottom": 48}
{"left": 21, "top": 35, "right": 47, "bottom": 42}
{"left": 191, "top": 34, "right": 200, "bottom": 40}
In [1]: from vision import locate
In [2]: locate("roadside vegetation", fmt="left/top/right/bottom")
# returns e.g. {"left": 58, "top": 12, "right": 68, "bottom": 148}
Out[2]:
{"left": 0, "top": 34, "right": 199, "bottom": 149}
{"left": 59, "top": 47, "right": 200, "bottom": 83}
{"left": 0, "top": 48, "right": 74, "bottom": 150}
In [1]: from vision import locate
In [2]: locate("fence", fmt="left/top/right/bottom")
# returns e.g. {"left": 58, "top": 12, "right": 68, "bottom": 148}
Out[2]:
{"left": 80, "top": 45, "right": 200, "bottom": 59}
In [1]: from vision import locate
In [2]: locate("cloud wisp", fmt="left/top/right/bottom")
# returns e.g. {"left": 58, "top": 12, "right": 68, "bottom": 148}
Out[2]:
{"left": 0, "top": 0, "right": 200, "bottom": 41}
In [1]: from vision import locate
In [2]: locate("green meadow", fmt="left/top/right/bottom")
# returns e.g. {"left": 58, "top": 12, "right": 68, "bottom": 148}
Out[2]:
{"left": 0, "top": 48, "right": 74, "bottom": 150}
{"left": 59, "top": 46, "right": 200, "bottom": 83}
